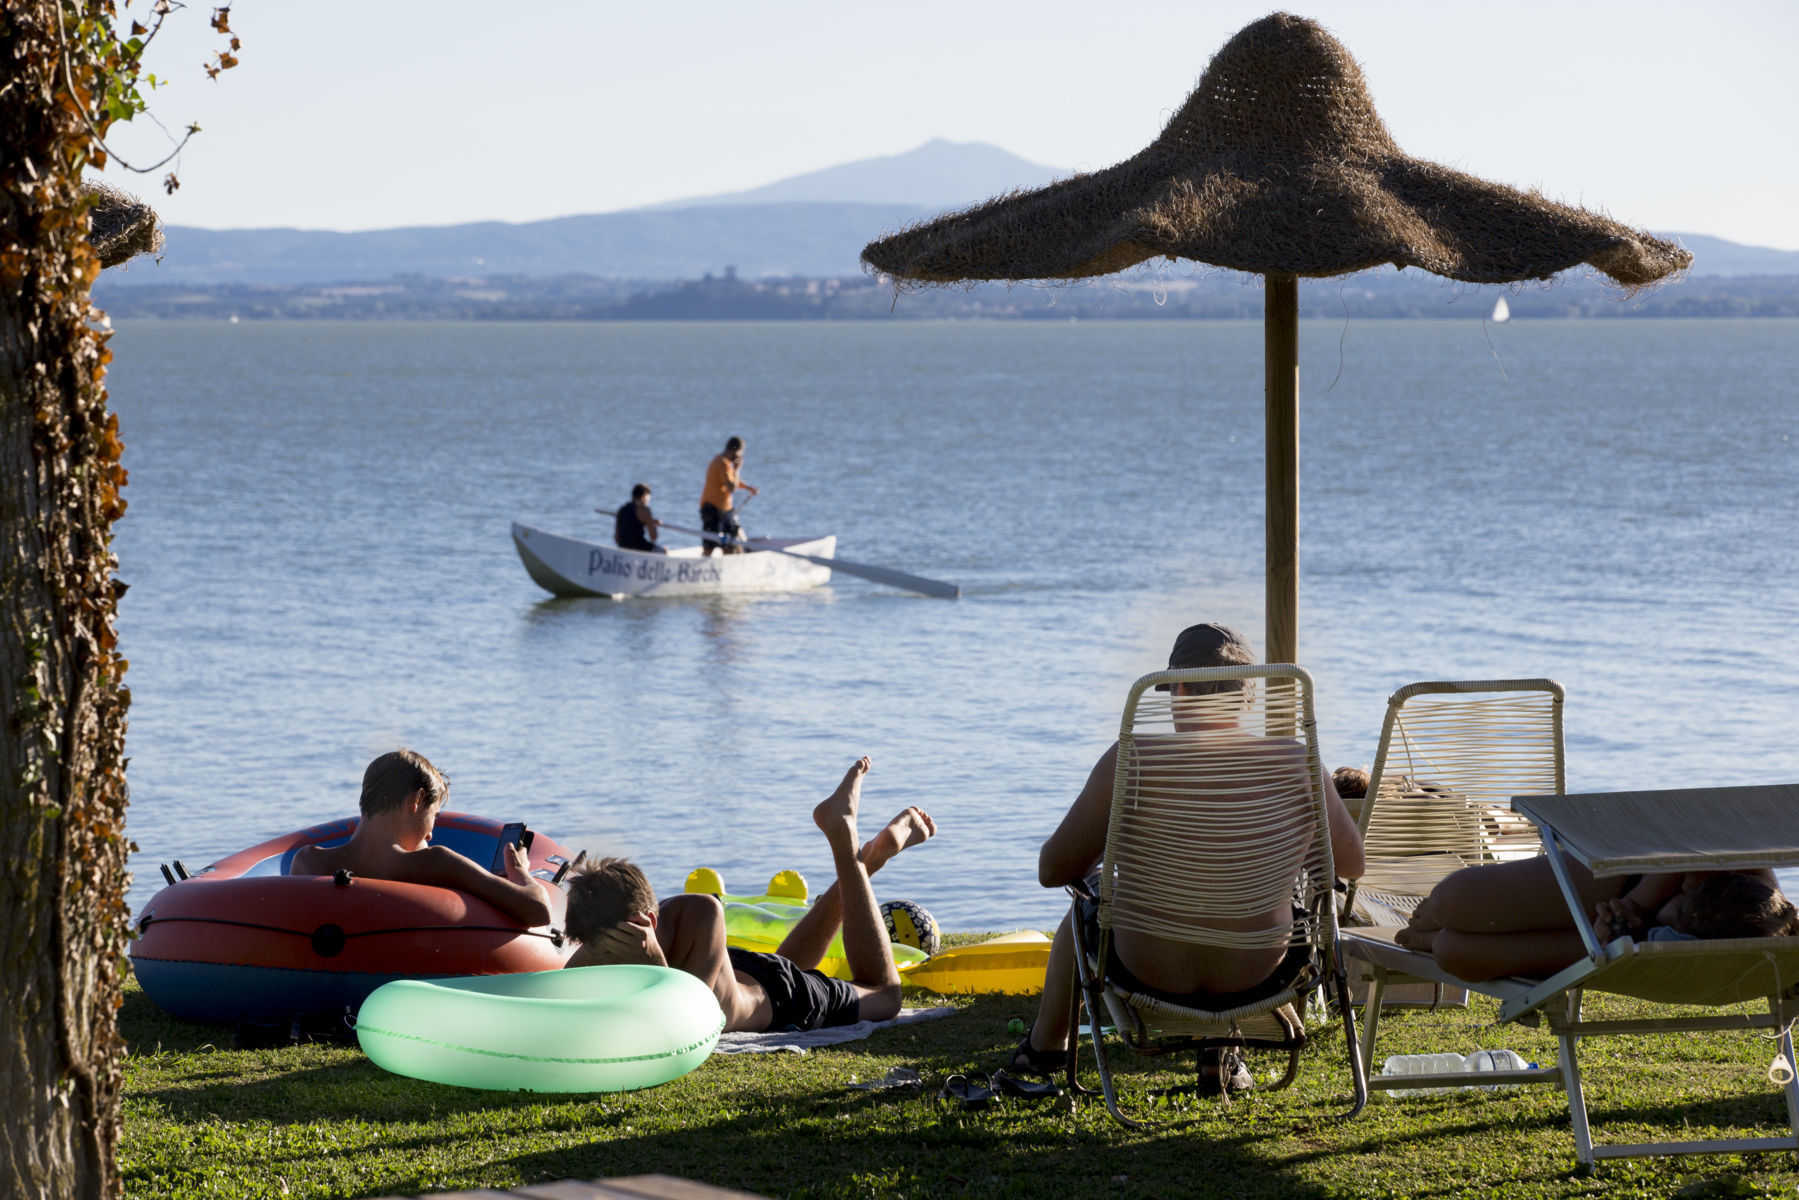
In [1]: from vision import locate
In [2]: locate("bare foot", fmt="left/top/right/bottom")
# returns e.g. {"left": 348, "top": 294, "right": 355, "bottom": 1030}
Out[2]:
{"left": 860, "top": 807, "right": 936, "bottom": 875}
{"left": 813, "top": 757, "right": 870, "bottom": 852}
{"left": 1394, "top": 925, "right": 1437, "bottom": 953}
{"left": 1406, "top": 897, "right": 1442, "bottom": 934}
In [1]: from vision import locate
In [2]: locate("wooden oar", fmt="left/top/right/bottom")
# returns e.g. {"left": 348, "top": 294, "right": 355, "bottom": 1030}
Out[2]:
{"left": 661, "top": 522, "right": 961, "bottom": 600}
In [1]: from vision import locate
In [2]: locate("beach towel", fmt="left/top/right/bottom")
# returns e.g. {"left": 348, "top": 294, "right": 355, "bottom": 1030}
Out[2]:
{"left": 712, "top": 1006, "right": 956, "bottom": 1055}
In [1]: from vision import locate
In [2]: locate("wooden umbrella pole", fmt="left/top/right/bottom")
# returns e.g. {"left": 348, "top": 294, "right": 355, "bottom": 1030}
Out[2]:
{"left": 1264, "top": 275, "right": 1299, "bottom": 666}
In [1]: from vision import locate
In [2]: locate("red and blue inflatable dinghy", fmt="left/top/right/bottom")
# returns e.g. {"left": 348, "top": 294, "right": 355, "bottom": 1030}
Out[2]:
{"left": 131, "top": 813, "right": 577, "bottom": 1024}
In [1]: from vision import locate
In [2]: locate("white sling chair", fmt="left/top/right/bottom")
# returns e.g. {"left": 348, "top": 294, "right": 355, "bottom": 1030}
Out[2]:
{"left": 1066, "top": 664, "right": 1367, "bottom": 1126}
{"left": 1343, "top": 679, "right": 1566, "bottom": 928}
{"left": 1340, "top": 679, "right": 1564, "bottom": 1011}
{"left": 1345, "top": 782, "right": 1799, "bottom": 1168}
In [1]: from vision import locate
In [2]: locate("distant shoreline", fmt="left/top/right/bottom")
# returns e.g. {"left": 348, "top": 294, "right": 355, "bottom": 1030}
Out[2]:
{"left": 93, "top": 269, "right": 1799, "bottom": 322}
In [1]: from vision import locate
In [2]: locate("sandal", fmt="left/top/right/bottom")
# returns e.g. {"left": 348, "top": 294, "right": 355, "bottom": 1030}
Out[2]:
{"left": 1196, "top": 1047, "right": 1254, "bottom": 1096}
{"left": 1005, "top": 1034, "right": 1066, "bottom": 1080}
{"left": 938, "top": 1072, "right": 998, "bottom": 1110}
{"left": 992, "top": 1069, "right": 1061, "bottom": 1101}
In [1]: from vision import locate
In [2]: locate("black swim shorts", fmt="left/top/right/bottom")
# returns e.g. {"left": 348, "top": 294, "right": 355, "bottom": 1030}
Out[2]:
{"left": 699, "top": 503, "right": 743, "bottom": 544}
{"left": 727, "top": 947, "right": 860, "bottom": 1031}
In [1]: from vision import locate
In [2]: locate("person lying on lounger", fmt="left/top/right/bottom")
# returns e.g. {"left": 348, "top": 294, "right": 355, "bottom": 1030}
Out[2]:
{"left": 290, "top": 749, "right": 552, "bottom": 927}
{"left": 562, "top": 757, "right": 935, "bottom": 1033}
{"left": 1395, "top": 858, "right": 1796, "bottom": 980}
{"left": 1004, "top": 622, "right": 1366, "bottom": 1095}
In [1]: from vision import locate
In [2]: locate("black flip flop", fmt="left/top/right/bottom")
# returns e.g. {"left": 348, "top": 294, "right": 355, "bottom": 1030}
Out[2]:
{"left": 992, "top": 1069, "right": 1061, "bottom": 1101}
{"left": 938, "top": 1073, "right": 998, "bottom": 1110}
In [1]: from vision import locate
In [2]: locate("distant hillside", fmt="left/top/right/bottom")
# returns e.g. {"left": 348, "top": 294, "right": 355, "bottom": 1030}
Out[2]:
{"left": 96, "top": 140, "right": 1799, "bottom": 288}
{"left": 1657, "top": 233, "right": 1799, "bottom": 278}
{"left": 648, "top": 138, "right": 1070, "bottom": 208}
{"left": 108, "top": 203, "right": 933, "bottom": 286}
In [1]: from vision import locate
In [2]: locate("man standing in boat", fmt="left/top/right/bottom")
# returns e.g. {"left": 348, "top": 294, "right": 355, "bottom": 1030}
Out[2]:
{"left": 699, "top": 436, "right": 757, "bottom": 556}
{"left": 613, "top": 483, "right": 665, "bottom": 554}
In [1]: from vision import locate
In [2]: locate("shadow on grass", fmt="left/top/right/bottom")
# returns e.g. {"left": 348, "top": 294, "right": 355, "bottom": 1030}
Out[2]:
{"left": 450, "top": 1107, "right": 1345, "bottom": 1200}
{"left": 120, "top": 986, "right": 244, "bottom": 1054}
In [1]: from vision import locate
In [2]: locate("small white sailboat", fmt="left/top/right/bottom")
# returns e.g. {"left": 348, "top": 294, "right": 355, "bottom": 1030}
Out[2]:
{"left": 1490, "top": 295, "right": 1511, "bottom": 323}
{"left": 511, "top": 522, "right": 835, "bottom": 599}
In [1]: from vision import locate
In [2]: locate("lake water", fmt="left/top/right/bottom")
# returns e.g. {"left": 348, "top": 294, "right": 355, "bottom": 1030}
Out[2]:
{"left": 105, "top": 318, "right": 1799, "bottom": 929}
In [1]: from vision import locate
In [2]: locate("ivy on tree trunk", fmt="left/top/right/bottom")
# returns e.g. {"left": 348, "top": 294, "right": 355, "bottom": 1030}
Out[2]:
{"left": 1, "top": 2, "right": 136, "bottom": 1197}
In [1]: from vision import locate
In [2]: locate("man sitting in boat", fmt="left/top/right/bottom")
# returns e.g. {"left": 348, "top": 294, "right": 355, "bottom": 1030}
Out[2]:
{"left": 290, "top": 749, "right": 553, "bottom": 928}
{"left": 613, "top": 483, "right": 665, "bottom": 554}
{"left": 563, "top": 757, "right": 934, "bottom": 1033}
{"left": 699, "top": 436, "right": 757, "bottom": 556}
{"left": 1002, "top": 623, "right": 1366, "bottom": 1095}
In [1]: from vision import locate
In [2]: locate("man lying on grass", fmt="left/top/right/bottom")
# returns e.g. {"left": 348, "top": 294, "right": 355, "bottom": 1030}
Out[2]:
{"left": 563, "top": 757, "right": 934, "bottom": 1032}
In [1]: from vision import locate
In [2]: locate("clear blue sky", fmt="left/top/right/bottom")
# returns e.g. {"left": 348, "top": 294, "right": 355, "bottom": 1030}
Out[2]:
{"left": 99, "top": 0, "right": 1799, "bottom": 249}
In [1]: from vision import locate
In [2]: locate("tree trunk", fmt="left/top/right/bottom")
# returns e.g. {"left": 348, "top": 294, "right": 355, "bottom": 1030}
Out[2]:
{"left": 1, "top": 4, "right": 135, "bottom": 1197}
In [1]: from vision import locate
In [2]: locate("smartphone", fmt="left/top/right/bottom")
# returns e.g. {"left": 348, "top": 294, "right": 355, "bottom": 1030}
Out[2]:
{"left": 491, "top": 822, "right": 531, "bottom": 873}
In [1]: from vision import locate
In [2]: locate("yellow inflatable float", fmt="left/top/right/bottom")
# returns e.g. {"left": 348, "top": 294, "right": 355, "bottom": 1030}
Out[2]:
{"left": 685, "top": 868, "right": 929, "bottom": 981}
{"left": 686, "top": 869, "right": 1048, "bottom": 995}
{"left": 901, "top": 931, "right": 1051, "bottom": 996}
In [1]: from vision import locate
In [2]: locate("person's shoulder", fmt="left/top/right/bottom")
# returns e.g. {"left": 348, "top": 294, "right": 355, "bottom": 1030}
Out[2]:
{"left": 392, "top": 843, "right": 479, "bottom": 886}
{"left": 289, "top": 843, "right": 330, "bottom": 874}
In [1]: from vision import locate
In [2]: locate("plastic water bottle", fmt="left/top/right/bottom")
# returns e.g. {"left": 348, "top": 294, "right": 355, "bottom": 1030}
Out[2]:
{"left": 1378, "top": 1052, "right": 1467, "bottom": 1097}
{"left": 1379, "top": 1049, "right": 1534, "bottom": 1097}
{"left": 1465, "top": 1048, "right": 1532, "bottom": 1090}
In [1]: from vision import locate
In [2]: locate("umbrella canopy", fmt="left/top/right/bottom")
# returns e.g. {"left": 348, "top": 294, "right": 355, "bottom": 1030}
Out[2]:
{"left": 862, "top": 12, "right": 1690, "bottom": 663}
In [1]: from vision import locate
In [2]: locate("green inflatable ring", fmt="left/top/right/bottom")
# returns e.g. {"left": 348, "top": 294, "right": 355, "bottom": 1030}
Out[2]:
{"left": 356, "top": 965, "right": 723, "bottom": 1092}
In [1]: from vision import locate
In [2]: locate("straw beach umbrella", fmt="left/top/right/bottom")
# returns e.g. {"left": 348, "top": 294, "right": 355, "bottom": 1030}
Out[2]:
{"left": 862, "top": 12, "right": 1689, "bottom": 664}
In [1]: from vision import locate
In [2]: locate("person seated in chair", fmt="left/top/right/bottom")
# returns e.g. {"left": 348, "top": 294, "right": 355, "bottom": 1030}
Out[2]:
{"left": 1332, "top": 766, "right": 1370, "bottom": 821}
{"left": 562, "top": 757, "right": 934, "bottom": 1033}
{"left": 1005, "top": 623, "right": 1365, "bottom": 1093}
{"left": 290, "top": 749, "right": 552, "bottom": 927}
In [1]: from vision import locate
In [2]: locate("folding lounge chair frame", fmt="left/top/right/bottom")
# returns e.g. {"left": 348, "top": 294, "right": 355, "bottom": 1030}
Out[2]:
{"left": 1066, "top": 664, "right": 1367, "bottom": 1127}
{"left": 1343, "top": 679, "right": 1566, "bottom": 930}
{"left": 1340, "top": 679, "right": 1564, "bottom": 1013}
{"left": 1345, "top": 782, "right": 1799, "bottom": 1168}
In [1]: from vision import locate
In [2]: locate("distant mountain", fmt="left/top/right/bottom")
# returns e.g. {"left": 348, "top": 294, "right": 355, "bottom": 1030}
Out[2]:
{"left": 95, "top": 140, "right": 1799, "bottom": 288}
{"left": 111, "top": 203, "right": 934, "bottom": 286}
{"left": 647, "top": 138, "right": 1071, "bottom": 209}
{"left": 1657, "top": 233, "right": 1799, "bottom": 278}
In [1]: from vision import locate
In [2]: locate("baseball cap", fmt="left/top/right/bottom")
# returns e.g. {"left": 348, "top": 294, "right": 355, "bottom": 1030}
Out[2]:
{"left": 1155, "top": 622, "right": 1255, "bottom": 688}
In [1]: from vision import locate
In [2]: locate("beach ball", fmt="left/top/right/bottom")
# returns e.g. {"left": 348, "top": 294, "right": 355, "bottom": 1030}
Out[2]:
{"left": 881, "top": 899, "right": 941, "bottom": 957}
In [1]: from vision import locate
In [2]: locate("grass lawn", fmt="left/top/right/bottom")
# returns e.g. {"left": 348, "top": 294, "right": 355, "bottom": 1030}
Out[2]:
{"left": 121, "top": 971, "right": 1799, "bottom": 1199}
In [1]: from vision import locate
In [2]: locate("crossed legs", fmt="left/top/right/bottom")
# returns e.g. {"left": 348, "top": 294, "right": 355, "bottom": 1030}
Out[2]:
{"left": 774, "top": 757, "right": 935, "bottom": 1021}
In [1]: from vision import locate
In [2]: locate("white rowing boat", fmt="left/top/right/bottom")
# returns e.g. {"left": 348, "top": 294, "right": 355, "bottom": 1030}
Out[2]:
{"left": 511, "top": 521, "right": 835, "bottom": 599}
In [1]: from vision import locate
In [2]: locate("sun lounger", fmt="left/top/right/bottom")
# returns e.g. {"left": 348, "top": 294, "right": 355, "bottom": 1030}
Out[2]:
{"left": 1344, "top": 782, "right": 1799, "bottom": 1167}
